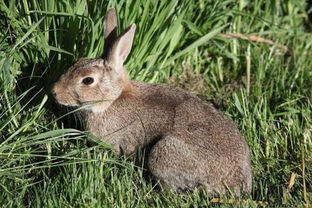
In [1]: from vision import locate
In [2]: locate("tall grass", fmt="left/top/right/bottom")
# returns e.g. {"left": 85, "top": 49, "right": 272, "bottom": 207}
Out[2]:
{"left": 0, "top": 0, "right": 311, "bottom": 207}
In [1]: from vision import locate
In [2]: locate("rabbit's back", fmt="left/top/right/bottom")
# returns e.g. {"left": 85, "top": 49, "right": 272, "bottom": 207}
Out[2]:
{"left": 88, "top": 80, "right": 250, "bottom": 157}
{"left": 134, "top": 81, "right": 248, "bottom": 154}
{"left": 133, "top": 82, "right": 251, "bottom": 194}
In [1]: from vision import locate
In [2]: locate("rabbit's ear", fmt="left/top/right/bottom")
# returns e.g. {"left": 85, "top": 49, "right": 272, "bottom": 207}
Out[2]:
{"left": 103, "top": 8, "right": 118, "bottom": 59}
{"left": 106, "top": 24, "right": 136, "bottom": 71}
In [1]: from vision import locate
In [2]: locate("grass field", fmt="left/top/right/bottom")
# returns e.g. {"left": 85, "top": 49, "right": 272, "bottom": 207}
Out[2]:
{"left": 1, "top": 0, "right": 311, "bottom": 207}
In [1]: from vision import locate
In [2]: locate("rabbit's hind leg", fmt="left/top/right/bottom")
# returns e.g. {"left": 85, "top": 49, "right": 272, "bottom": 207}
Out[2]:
{"left": 147, "top": 135, "right": 214, "bottom": 193}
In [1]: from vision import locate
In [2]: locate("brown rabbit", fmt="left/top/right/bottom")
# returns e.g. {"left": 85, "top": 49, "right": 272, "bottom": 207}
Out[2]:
{"left": 52, "top": 8, "right": 252, "bottom": 196}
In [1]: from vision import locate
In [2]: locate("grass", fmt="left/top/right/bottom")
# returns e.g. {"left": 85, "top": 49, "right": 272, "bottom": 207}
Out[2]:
{"left": 0, "top": 0, "right": 311, "bottom": 207}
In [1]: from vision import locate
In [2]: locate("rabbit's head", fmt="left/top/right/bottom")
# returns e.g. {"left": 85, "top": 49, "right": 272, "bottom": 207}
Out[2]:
{"left": 52, "top": 9, "right": 136, "bottom": 112}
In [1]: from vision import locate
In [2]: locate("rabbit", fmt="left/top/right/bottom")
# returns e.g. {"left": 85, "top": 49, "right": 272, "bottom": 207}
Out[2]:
{"left": 52, "top": 8, "right": 252, "bottom": 196}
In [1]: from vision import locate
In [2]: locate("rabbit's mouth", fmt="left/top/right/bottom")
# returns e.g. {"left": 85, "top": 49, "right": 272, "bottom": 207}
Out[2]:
{"left": 56, "top": 100, "right": 80, "bottom": 107}
{"left": 79, "top": 99, "right": 112, "bottom": 106}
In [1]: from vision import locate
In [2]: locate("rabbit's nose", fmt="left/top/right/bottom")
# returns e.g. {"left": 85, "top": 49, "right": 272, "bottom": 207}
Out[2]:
{"left": 51, "top": 87, "right": 58, "bottom": 98}
{"left": 52, "top": 90, "right": 57, "bottom": 97}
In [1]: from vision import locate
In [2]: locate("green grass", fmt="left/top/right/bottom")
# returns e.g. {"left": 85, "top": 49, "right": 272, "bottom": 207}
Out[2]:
{"left": 1, "top": 0, "right": 311, "bottom": 207}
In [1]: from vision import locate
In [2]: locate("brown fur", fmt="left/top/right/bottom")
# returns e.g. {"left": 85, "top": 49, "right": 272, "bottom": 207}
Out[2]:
{"left": 52, "top": 8, "right": 252, "bottom": 196}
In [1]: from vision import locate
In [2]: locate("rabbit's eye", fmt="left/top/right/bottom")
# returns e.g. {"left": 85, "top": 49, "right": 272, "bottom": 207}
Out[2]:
{"left": 82, "top": 77, "right": 94, "bottom": 85}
